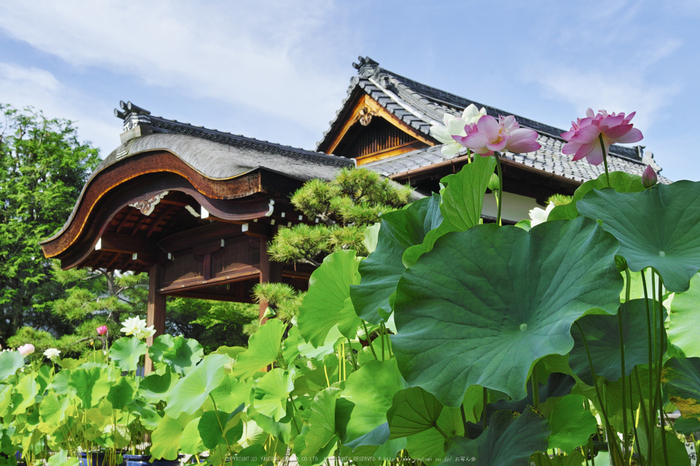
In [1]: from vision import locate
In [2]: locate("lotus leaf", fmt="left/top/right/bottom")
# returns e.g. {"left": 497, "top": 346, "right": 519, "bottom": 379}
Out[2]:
{"left": 549, "top": 171, "right": 645, "bottom": 221}
{"left": 198, "top": 410, "right": 243, "bottom": 449}
{"left": 341, "top": 359, "right": 407, "bottom": 444}
{"left": 0, "top": 351, "right": 24, "bottom": 382}
{"left": 547, "top": 394, "right": 597, "bottom": 453}
{"left": 569, "top": 299, "right": 655, "bottom": 385}
{"left": 577, "top": 181, "right": 700, "bottom": 292}
{"left": 393, "top": 217, "right": 622, "bottom": 405}
{"left": 669, "top": 273, "right": 700, "bottom": 357}
{"left": 150, "top": 412, "right": 199, "bottom": 460}
{"left": 387, "top": 387, "right": 443, "bottom": 439}
{"left": 165, "top": 353, "right": 228, "bottom": 417}
{"left": 664, "top": 357, "right": 700, "bottom": 420}
{"left": 441, "top": 408, "right": 549, "bottom": 465}
{"left": 109, "top": 337, "right": 147, "bottom": 372}
{"left": 234, "top": 319, "right": 285, "bottom": 379}
{"left": 252, "top": 368, "right": 294, "bottom": 421}
{"left": 298, "top": 250, "right": 361, "bottom": 346}
{"left": 350, "top": 194, "right": 444, "bottom": 324}
{"left": 68, "top": 367, "right": 110, "bottom": 409}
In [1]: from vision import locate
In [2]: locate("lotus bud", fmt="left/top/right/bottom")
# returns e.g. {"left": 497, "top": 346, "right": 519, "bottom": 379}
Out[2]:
{"left": 642, "top": 165, "right": 657, "bottom": 188}
{"left": 96, "top": 325, "right": 108, "bottom": 336}
{"left": 17, "top": 344, "right": 34, "bottom": 357}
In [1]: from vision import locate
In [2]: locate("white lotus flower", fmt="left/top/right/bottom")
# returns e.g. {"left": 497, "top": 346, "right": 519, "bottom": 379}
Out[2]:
{"left": 529, "top": 202, "right": 555, "bottom": 227}
{"left": 43, "top": 348, "right": 61, "bottom": 360}
{"left": 430, "top": 104, "right": 487, "bottom": 156}
{"left": 120, "top": 317, "right": 156, "bottom": 340}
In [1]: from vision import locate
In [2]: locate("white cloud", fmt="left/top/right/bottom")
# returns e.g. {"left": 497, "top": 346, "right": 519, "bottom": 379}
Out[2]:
{"left": 535, "top": 68, "right": 679, "bottom": 131}
{"left": 0, "top": 62, "right": 119, "bottom": 153}
{"left": 0, "top": 1, "right": 348, "bottom": 135}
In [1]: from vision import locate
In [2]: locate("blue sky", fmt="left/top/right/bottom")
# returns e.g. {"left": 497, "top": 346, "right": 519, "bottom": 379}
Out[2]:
{"left": 0, "top": 1, "right": 697, "bottom": 181}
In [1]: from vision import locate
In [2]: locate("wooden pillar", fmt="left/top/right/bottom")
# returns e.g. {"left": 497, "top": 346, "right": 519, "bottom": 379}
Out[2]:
{"left": 258, "top": 237, "right": 283, "bottom": 323}
{"left": 145, "top": 263, "right": 166, "bottom": 374}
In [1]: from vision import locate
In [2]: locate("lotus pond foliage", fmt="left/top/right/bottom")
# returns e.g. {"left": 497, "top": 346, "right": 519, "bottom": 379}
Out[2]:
{"left": 3, "top": 106, "right": 700, "bottom": 466}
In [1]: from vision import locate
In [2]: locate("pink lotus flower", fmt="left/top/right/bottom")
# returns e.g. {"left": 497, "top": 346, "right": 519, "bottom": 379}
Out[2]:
{"left": 642, "top": 165, "right": 657, "bottom": 188}
{"left": 17, "top": 344, "right": 34, "bottom": 357}
{"left": 96, "top": 325, "right": 108, "bottom": 336}
{"left": 561, "top": 108, "right": 643, "bottom": 165}
{"left": 453, "top": 115, "right": 541, "bottom": 156}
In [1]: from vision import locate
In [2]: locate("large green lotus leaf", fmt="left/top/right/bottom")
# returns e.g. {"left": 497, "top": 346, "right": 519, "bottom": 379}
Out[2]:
{"left": 68, "top": 367, "right": 110, "bottom": 409}
{"left": 393, "top": 217, "right": 622, "bottom": 405}
{"left": 441, "top": 408, "right": 550, "bottom": 466}
{"left": 127, "top": 398, "right": 161, "bottom": 430}
{"left": 38, "top": 393, "right": 70, "bottom": 433}
{"left": 341, "top": 359, "right": 408, "bottom": 443}
{"left": 106, "top": 376, "right": 135, "bottom": 410}
{"left": 161, "top": 336, "right": 204, "bottom": 375}
{"left": 138, "top": 367, "right": 179, "bottom": 403}
{"left": 249, "top": 407, "right": 292, "bottom": 443}
{"left": 0, "top": 351, "right": 25, "bottom": 382}
{"left": 109, "top": 337, "right": 147, "bottom": 372}
{"left": 350, "top": 194, "right": 445, "bottom": 324}
{"left": 675, "top": 416, "right": 700, "bottom": 434}
{"left": 165, "top": 353, "right": 228, "bottom": 417}
{"left": 664, "top": 357, "right": 700, "bottom": 419}
{"left": 198, "top": 410, "right": 243, "bottom": 450}
{"left": 569, "top": 299, "right": 654, "bottom": 385}
{"left": 300, "top": 387, "right": 341, "bottom": 466}
{"left": 150, "top": 412, "right": 198, "bottom": 460}
{"left": 179, "top": 416, "right": 204, "bottom": 454}
{"left": 230, "top": 445, "right": 268, "bottom": 466}
{"left": 549, "top": 171, "right": 645, "bottom": 221}
{"left": 149, "top": 334, "right": 174, "bottom": 364}
{"left": 439, "top": 154, "right": 496, "bottom": 231}
{"left": 252, "top": 368, "right": 293, "bottom": 421}
{"left": 577, "top": 181, "right": 700, "bottom": 292}
{"left": 234, "top": 319, "right": 285, "bottom": 380}
{"left": 405, "top": 406, "right": 463, "bottom": 466}
{"left": 387, "top": 387, "right": 443, "bottom": 439}
{"left": 635, "top": 426, "right": 690, "bottom": 466}
{"left": 298, "top": 250, "right": 361, "bottom": 347}
{"left": 210, "top": 373, "right": 252, "bottom": 413}
{"left": 10, "top": 373, "right": 39, "bottom": 415}
{"left": 669, "top": 273, "right": 700, "bottom": 357}
{"left": 47, "top": 450, "right": 79, "bottom": 466}
{"left": 546, "top": 394, "right": 597, "bottom": 453}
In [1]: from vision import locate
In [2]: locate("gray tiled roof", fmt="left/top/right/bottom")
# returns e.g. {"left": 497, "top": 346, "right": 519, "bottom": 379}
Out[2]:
{"left": 99, "top": 102, "right": 355, "bottom": 182}
{"left": 324, "top": 57, "right": 666, "bottom": 184}
{"left": 365, "top": 137, "right": 671, "bottom": 184}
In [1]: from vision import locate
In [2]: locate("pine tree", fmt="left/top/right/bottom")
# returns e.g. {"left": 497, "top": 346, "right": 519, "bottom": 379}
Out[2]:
{"left": 268, "top": 167, "right": 412, "bottom": 267}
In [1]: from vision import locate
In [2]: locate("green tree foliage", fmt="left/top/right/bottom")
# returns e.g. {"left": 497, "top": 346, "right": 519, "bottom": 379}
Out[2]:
{"left": 0, "top": 104, "right": 100, "bottom": 345}
{"left": 166, "top": 297, "right": 258, "bottom": 353}
{"left": 268, "top": 168, "right": 412, "bottom": 266}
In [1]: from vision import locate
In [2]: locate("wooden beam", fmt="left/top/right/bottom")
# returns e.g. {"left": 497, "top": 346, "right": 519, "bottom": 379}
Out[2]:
{"left": 158, "top": 265, "right": 261, "bottom": 293}
{"left": 145, "top": 263, "right": 166, "bottom": 374}
{"left": 97, "top": 232, "right": 155, "bottom": 256}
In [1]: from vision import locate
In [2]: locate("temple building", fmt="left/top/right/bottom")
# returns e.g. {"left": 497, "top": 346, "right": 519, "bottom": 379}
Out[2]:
{"left": 40, "top": 56, "right": 666, "bottom": 351}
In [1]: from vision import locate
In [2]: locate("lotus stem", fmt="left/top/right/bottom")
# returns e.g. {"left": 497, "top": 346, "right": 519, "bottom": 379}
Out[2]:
{"left": 361, "top": 320, "right": 379, "bottom": 361}
{"left": 494, "top": 152, "right": 503, "bottom": 226}
{"left": 617, "top": 308, "right": 631, "bottom": 463}
{"left": 640, "top": 270, "right": 655, "bottom": 461}
{"left": 599, "top": 134, "right": 610, "bottom": 188}
{"left": 346, "top": 336, "right": 358, "bottom": 370}
{"left": 575, "top": 321, "right": 623, "bottom": 463}
{"left": 656, "top": 274, "right": 670, "bottom": 466}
